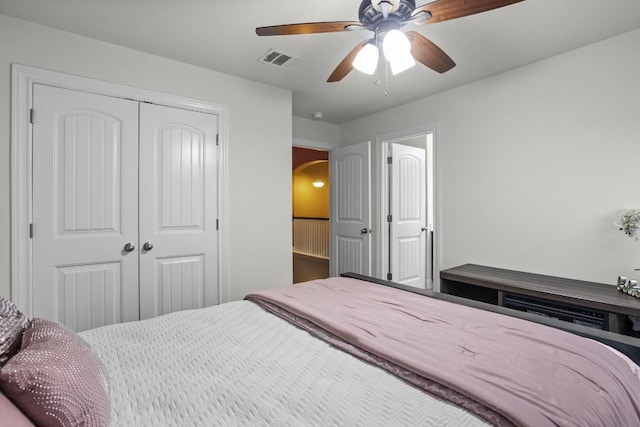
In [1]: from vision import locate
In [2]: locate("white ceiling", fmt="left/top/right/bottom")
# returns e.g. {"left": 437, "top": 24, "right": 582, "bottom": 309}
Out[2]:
{"left": 2, "top": 0, "right": 640, "bottom": 124}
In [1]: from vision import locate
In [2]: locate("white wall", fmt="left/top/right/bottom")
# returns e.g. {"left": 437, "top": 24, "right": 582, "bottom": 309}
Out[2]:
{"left": 0, "top": 14, "right": 293, "bottom": 301}
{"left": 292, "top": 116, "right": 340, "bottom": 146}
{"left": 340, "top": 29, "right": 640, "bottom": 285}
{"left": 293, "top": 116, "right": 340, "bottom": 144}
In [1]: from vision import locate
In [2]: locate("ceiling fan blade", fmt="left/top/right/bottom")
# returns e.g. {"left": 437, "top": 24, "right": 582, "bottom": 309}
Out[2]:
{"left": 327, "top": 39, "right": 371, "bottom": 83}
{"left": 412, "top": 0, "right": 525, "bottom": 24}
{"left": 407, "top": 31, "right": 455, "bottom": 73}
{"left": 256, "top": 21, "right": 362, "bottom": 36}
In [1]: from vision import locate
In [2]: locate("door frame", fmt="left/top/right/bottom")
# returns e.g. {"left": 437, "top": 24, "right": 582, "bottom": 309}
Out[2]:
{"left": 292, "top": 137, "right": 338, "bottom": 275}
{"left": 11, "top": 64, "right": 230, "bottom": 315}
{"left": 376, "top": 123, "right": 441, "bottom": 291}
{"left": 292, "top": 137, "right": 339, "bottom": 152}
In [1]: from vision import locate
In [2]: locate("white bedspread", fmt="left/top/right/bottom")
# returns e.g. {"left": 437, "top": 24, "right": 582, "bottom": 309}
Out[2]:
{"left": 80, "top": 301, "right": 490, "bottom": 426}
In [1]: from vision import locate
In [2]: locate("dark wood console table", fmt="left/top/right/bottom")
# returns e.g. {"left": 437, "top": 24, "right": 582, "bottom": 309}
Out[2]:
{"left": 440, "top": 264, "right": 640, "bottom": 337}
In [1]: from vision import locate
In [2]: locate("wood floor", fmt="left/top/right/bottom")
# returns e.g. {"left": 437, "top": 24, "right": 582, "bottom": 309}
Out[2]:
{"left": 293, "top": 253, "right": 329, "bottom": 284}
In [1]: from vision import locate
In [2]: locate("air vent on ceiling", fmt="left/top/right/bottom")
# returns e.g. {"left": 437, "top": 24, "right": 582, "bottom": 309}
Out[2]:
{"left": 258, "top": 49, "right": 301, "bottom": 70}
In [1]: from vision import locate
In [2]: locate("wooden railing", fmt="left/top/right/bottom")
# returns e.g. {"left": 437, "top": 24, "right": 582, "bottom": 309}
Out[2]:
{"left": 292, "top": 217, "right": 329, "bottom": 259}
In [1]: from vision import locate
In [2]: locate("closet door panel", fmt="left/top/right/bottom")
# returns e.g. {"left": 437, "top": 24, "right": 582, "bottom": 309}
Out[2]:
{"left": 32, "top": 85, "right": 139, "bottom": 331}
{"left": 157, "top": 255, "right": 204, "bottom": 314}
{"left": 139, "top": 103, "right": 219, "bottom": 319}
{"left": 158, "top": 125, "right": 205, "bottom": 229}
{"left": 56, "top": 263, "right": 122, "bottom": 332}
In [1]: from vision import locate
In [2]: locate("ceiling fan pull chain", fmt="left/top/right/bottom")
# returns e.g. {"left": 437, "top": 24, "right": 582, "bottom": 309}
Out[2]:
{"left": 384, "top": 61, "right": 391, "bottom": 98}
{"left": 373, "top": 33, "right": 382, "bottom": 86}
{"left": 374, "top": 31, "right": 381, "bottom": 85}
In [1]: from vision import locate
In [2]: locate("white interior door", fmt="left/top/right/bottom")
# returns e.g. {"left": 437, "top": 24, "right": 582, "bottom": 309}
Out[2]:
{"left": 32, "top": 84, "right": 139, "bottom": 332}
{"left": 330, "top": 142, "right": 371, "bottom": 277}
{"left": 390, "top": 143, "right": 426, "bottom": 288}
{"left": 138, "top": 103, "right": 219, "bottom": 320}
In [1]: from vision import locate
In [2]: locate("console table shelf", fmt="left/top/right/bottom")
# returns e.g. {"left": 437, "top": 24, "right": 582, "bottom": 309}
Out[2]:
{"left": 440, "top": 264, "right": 640, "bottom": 337}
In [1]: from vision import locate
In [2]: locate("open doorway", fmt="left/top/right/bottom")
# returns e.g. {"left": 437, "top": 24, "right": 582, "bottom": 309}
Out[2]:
{"left": 292, "top": 147, "right": 330, "bottom": 283}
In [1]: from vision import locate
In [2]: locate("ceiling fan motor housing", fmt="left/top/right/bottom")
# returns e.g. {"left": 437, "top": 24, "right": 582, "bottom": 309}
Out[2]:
{"left": 359, "top": 0, "right": 416, "bottom": 27}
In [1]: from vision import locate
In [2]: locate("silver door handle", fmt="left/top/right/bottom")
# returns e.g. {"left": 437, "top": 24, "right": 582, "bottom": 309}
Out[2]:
{"left": 421, "top": 227, "right": 428, "bottom": 232}
{"left": 360, "top": 228, "right": 372, "bottom": 234}
{"left": 124, "top": 243, "right": 135, "bottom": 252}
{"left": 143, "top": 242, "right": 154, "bottom": 251}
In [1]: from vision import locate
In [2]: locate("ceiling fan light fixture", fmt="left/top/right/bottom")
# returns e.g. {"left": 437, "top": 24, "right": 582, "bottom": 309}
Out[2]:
{"left": 388, "top": 51, "right": 415, "bottom": 75}
{"left": 382, "top": 29, "right": 415, "bottom": 74}
{"left": 353, "top": 42, "right": 379, "bottom": 75}
{"left": 382, "top": 29, "right": 409, "bottom": 60}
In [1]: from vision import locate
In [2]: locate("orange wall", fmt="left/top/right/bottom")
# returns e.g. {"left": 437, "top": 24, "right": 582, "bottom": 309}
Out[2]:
{"left": 293, "top": 161, "right": 329, "bottom": 218}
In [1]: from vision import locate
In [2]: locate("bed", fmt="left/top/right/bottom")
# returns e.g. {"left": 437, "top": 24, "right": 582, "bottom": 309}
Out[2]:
{"left": 1, "top": 274, "right": 640, "bottom": 426}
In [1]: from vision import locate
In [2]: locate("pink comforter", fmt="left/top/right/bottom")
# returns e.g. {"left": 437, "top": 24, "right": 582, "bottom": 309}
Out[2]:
{"left": 246, "top": 277, "right": 640, "bottom": 427}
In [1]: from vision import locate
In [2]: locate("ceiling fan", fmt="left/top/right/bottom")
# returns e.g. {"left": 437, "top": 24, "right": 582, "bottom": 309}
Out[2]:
{"left": 256, "top": 0, "right": 524, "bottom": 82}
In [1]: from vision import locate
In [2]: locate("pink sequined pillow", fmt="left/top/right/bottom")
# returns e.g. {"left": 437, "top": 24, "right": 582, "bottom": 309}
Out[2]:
{"left": 0, "top": 297, "right": 29, "bottom": 367}
{"left": 0, "top": 319, "right": 110, "bottom": 427}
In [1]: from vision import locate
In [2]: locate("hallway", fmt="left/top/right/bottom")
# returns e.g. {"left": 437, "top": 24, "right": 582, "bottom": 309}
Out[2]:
{"left": 293, "top": 253, "right": 329, "bottom": 284}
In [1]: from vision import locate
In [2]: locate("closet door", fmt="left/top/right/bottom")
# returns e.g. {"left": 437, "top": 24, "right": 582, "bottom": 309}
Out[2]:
{"left": 138, "top": 103, "right": 219, "bottom": 319}
{"left": 32, "top": 84, "right": 139, "bottom": 332}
